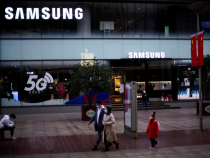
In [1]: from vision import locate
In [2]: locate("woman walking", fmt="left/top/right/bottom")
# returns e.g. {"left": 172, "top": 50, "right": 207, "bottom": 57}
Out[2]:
{"left": 102, "top": 106, "right": 119, "bottom": 152}
{"left": 146, "top": 112, "right": 159, "bottom": 149}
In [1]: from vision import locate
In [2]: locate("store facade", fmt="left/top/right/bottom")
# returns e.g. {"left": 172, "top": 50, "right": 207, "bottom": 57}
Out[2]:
{"left": 0, "top": 1, "right": 210, "bottom": 111}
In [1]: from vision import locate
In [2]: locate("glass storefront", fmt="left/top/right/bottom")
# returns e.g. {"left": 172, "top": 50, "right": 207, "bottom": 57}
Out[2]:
{"left": 0, "top": 1, "right": 209, "bottom": 107}
{"left": 0, "top": 59, "right": 199, "bottom": 106}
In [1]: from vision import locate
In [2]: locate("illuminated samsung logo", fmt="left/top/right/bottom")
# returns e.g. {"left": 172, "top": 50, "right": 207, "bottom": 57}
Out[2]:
{"left": 128, "top": 52, "right": 165, "bottom": 59}
{"left": 5, "top": 7, "right": 83, "bottom": 20}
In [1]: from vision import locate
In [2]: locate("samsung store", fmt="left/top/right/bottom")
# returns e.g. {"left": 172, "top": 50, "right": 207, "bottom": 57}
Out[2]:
{"left": 0, "top": 0, "right": 210, "bottom": 113}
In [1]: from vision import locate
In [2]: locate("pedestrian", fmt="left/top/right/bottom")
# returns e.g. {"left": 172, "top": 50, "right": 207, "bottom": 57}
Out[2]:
{"left": 88, "top": 101, "right": 105, "bottom": 150}
{"left": 0, "top": 114, "right": 17, "bottom": 140}
{"left": 102, "top": 106, "right": 119, "bottom": 152}
{"left": 142, "top": 90, "right": 148, "bottom": 111}
{"left": 146, "top": 112, "right": 159, "bottom": 149}
{"left": 6, "top": 90, "right": 11, "bottom": 101}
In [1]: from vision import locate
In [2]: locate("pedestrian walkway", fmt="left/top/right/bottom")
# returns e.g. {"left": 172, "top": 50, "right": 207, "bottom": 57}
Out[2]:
{"left": 0, "top": 108, "right": 210, "bottom": 158}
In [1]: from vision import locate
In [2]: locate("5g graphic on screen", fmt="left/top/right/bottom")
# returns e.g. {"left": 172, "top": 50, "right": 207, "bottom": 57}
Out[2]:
{"left": 24, "top": 72, "right": 53, "bottom": 91}
{"left": 5, "top": 7, "right": 83, "bottom": 20}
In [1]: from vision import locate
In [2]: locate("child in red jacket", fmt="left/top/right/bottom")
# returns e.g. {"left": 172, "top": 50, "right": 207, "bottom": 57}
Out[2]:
{"left": 146, "top": 112, "right": 159, "bottom": 149}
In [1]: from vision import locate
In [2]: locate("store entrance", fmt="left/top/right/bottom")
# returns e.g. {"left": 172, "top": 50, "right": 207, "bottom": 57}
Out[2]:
{"left": 110, "top": 59, "right": 175, "bottom": 102}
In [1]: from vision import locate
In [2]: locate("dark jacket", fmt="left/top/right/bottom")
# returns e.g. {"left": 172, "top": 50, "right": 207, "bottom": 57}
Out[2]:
{"left": 142, "top": 93, "right": 148, "bottom": 101}
{"left": 89, "top": 108, "right": 105, "bottom": 133}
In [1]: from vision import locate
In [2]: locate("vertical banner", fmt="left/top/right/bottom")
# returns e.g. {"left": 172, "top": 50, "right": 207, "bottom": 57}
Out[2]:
{"left": 191, "top": 34, "right": 197, "bottom": 67}
{"left": 197, "top": 31, "right": 204, "bottom": 66}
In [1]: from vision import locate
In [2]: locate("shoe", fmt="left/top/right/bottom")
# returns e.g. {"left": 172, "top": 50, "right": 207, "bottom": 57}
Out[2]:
{"left": 149, "top": 147, "right": 155, "bottom": 150}
{"left": 93, "top": 145, "right": 97, "bottom": 150}
{"left": 116, "top": 143, "right": 119, "bottom": 149}
{"left": 108, "top": 142, "right": 112, "bottom": 147}
{"left": 155, "top": 141, "right": 159, "bottom": 147}
{"left": 10, "top": 137, "right": 17, "bottom": 140}
{"left": 102, "top": 148, "right": 109, "bottom": 152}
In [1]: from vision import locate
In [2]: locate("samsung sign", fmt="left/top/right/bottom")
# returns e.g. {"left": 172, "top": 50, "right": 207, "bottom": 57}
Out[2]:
{"left": 128, "top": 52, "right": 165, "bottom": 59}
{"left": 5, "top": 7, "right": 83, "bottom": 20}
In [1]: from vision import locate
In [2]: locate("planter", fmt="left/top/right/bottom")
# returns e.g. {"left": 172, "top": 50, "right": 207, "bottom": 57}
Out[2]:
{"left": 197, "top": 101, "right": 210, "bottom": 116}
{"left": 81, "top": 105, "right": 97, "bottom": 121}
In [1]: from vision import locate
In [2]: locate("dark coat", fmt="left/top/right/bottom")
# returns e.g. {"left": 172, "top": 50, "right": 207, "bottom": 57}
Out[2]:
{"left": 89, "top": 108, "right": 105, "bottom": 133}
{"left": 142, "top": 93, "right": 148, "bottom": 101}
{"left": 146, "top": 119, "right": 159, "bottom": 138}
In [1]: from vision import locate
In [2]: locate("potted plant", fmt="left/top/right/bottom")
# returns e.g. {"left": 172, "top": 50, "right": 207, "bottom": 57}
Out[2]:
{"left": 69, "top": 59, "right": 113, "bottom": 120}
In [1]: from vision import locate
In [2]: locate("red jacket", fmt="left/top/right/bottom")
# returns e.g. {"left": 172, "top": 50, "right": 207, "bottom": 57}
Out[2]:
{"left": 146, "top": 119, "right": 159, "bottom": 138}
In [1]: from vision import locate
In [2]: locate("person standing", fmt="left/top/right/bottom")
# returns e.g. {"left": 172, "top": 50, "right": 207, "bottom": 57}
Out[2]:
{"left": 6, "top": 90, "right": 11, "bottom": 101}
{"left": 0, "top": 114, "right": 17, "bottom": 140}
{"left": 102, "top": 106, "right": 119, "bottom": 152}
{"left": 146, "top": 112, "right": 159, "bottom": 149}
{"left": 142, "top": 90, "right": 148, "bottom": 111}
{"left": 88, "top": 101, "right": 105, "bottom": 150}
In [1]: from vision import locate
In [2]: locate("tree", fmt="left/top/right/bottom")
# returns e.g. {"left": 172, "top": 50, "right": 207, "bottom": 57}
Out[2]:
{"left": 69, "top": 60, "right": 113, "bottom": 106}
{"left": 187, "top": 54, "right": 210, "bottom": 100}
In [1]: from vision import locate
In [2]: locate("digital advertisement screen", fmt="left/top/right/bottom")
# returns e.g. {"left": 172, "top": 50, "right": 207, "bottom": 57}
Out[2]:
{"left": 124, "top": 82, "right": 131, "bottom": 128}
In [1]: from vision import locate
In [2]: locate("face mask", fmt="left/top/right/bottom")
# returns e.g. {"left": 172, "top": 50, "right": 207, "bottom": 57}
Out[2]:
{"left": 104, "top": 110, "right": 107, "bottom": 113}
{"left": 143, "top": 91, "right": 145, "bottom": 93}
{"left": 96, "top": 105, "right": 99, "bottom": 108}
{"left": 149, "top": 117, "right": 153, "bottom": 120}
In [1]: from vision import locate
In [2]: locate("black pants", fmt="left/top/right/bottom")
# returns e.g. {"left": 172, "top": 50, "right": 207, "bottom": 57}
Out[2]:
{"left": 3, "top": 126, "right": 15, "bottom": 137}
{"left": 150, "top": 138, "right": 157, "bottom": 147}
{"left": 104, "top": 130, "right": 118, "bottom": 148}
{"left": 96, "top": 131, "right": 102, "bottom": 145}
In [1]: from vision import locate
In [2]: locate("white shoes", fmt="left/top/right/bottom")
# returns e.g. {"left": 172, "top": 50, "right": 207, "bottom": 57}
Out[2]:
{"left": 10, "top": 137, "right": 17, "bottom": 140}
{"left": 149, "top": 147, "right": 155, "bottom": 149}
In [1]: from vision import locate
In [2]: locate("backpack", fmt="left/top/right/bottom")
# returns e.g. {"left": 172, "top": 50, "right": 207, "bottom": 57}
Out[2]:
{"left": 156, "top": 121, "right": 160, "bottom": 132}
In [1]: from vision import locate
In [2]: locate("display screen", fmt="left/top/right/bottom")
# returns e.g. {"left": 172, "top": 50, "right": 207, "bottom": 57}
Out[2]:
{"left": 124, "top": 82, "right": 131, "bottom": 128}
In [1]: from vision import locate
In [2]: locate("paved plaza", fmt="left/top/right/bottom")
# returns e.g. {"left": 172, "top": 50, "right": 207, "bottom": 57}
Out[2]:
{"left": 0, "top": 108, "right": 210, "bottom": 158}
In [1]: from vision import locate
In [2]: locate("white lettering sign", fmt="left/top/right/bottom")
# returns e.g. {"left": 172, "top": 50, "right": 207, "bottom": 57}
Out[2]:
{"left": 24, "top": 72, "right": 54, "bottom": 91}
{"left": 128, "top": 52, "right": 165, "bottom": 59}
{"left": 5, "top": 7, "right": 83, "bottom": 20}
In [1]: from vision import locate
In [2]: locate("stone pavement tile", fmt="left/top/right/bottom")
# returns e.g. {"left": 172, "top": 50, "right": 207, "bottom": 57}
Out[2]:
{"left": 181, "top": 154, "right": 209, "bottom": 158}
{"left": 168, "top": 146, "right": 192, "bottom": 153}
{"left": 137, "top": 149, "right": 161, "bottom": 156}
{"left": 180, "top": 151, "right": 206, "bottom": 157}
{"left": 127, "top": 156, "right": 147, "bottom": 158}
{"left": 0, "top": 156, "right": 14, "bottom": 158}
{"left": 104, "top": 150, "right": 127, "bottom": 158}
{"left": 146, "top": 154, "right": 167, "bottom": 158}
{"left": 68, "top": 152, "right": 88, "bottom": 158}
{"left": 14, "top": 155, "right": 32, "bottom": 158}
{"left": 120, "top": 149, "right": 143, "bottom": 157}
{"left": 85, "top": 151, "right": 107, "bottom": 158}
{"left": 161, "top": 154, "right": 186, "bottom": 158}
{"left": 198, "top": 151, "right": 210, "bottom": 158}
{"left": 51, "top": 153, "right": 70, "bottom": 158}
{"left": 32, "top": 154, "right": 50, "bottom": 158}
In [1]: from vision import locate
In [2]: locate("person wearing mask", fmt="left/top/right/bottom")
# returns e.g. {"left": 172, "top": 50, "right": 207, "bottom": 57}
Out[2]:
{"left": 0, "top": 114, "right": 17, "bottom": 140}
{"left": 142, "top": 90, "right": 148, "bottom": 111}
{"left": 146, "top": 112, "right": 159, "bottom": 149}
{"left": 88, "top": 101, "right": 105, "bottom": 150}
{"left": 102, "top": 106, "right": 119, "bottom": 152}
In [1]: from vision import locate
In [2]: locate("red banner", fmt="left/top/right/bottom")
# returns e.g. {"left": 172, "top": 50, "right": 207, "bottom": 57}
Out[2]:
{"left": 198, "top": 31, "right": 204, "bottom": 66}
{"left": 191, "top": 34, "right": 197, "bottom": 67}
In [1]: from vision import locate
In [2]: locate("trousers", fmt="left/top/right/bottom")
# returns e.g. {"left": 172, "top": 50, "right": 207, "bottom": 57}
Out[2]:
{"left": 2, "top": 126, "right": 15, "bottom": 137}
{"left": 150, "top": 138, "right": 157, "bottom": 147}
{"left": 143, "top": 101, "right": 148, "bottom": 110}
{"left": 96, "top": 131, "right": 102, "bottom": 145}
